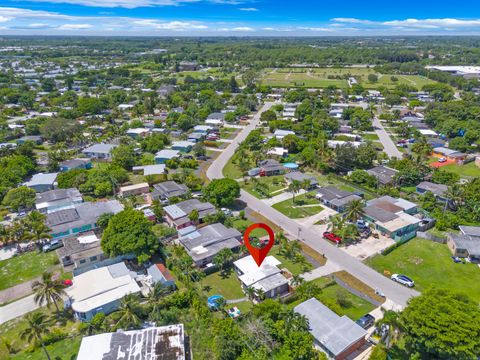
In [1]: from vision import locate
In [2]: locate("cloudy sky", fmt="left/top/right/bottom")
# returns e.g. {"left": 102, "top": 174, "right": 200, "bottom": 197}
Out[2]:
{"left": 1, "top": 0, "right": 480, "bottom": 35}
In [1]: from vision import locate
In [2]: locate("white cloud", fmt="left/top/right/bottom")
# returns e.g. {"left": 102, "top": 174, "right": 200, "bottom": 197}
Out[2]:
{"left": 331, "top": 18, "right": 374, "bottom": 24}
{"left": 239, "top": 7, "right": 258, "bottom": 11}
{"left": 58, "top": 23, "right": 93, "bottom": 29}
{"left": 133, "top": 19, "right": 208, "bottom": 30}
{"left": 22, "top": 0, "right": 251, "bottom": 8}
{"left": 299, "top": 26, "right": 336, "bottom": 32}
{"left": 332, "top": 17, "right": 480, "bottom": 31}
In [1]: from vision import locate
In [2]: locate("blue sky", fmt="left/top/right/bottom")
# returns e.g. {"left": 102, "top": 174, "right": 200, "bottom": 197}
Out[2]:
{"left": 1, "top": 0, "right": 480, "bottom": 35}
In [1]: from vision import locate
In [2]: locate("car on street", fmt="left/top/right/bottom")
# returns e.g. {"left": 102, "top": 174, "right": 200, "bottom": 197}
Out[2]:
{"left": 323, "top": 231, "right": 342, "bottom": 244}
{"left": 439, "top": 157, "right": 447, "bottom": 163}
{"left": 356, "top": 314, "right": 375, "bottom": 329}
{"left": 42, "top": 239, "right": 63, "bottom": 252}
{"left": 391, "top": 273, "right": 415, "bottom": 287}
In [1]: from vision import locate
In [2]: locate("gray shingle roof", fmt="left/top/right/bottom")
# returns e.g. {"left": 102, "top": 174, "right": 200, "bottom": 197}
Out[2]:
{"left": 36, "top": 188, "right": 82, "bottom": 204}
{"left": 367, "top": 166, "right": 398, "bottom": 185}
{"left": 417, "top": 181, "right": 448, "bottom": 196}
{"left": 82, "top": 143, "right": 117, "bottom": 154}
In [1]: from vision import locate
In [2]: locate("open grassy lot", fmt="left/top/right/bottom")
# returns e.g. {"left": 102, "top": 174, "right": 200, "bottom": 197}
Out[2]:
{"left": 272, "top": 192, "right": 324, "bottom": 218}
{"left": 362, "top": 133, "right": 379, "bottom": 141}
{"left": 232, "top": 218, "right": 270, "bottom": 238}
{"left": 0, "top": 307, "right": 80, "bottom": 360}
{"left": 289, "top": 277, "right": 375, "bottom": 321}
{"left": 272, "top": 245, "right": 311, "bottom": 276}
{"left": 366, "top": 238, "right": 480, "bottom": 300}
{"left": 0, "top": 251, "right": 58, "bottom": 291}
{"left": 241, "top": 175, "right": 287, "bottom": 198}
{"left": 201, "top": 271, "right": 245, "bottom": 300}
{"left": 261, "top": 67, "right": 437, "bottom": 90}
{"left": 441, "top": 161, "right": 480, "bottom": 179}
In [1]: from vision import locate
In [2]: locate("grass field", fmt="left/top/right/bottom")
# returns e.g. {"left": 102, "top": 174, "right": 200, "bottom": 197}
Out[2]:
{"left": 0, "top": 251, "right": 58, "bottom": 291}
{"left": 241, "top": 175, "right": 287, "bottom": 198}
{"left": 272, "top": 192, "right": 324, "bottom": 219}
{"left": 272, "top": 245, "right": 311, "bottom": 275}
{"left": 441, "top": 161, "right": 480, "bottom": 179}
{"left": 261, "top": 67, "right": 437, "bottom": 90}
{"left": 366, "top": 238, "right": 480, "bottom": 301}
{"left": 202, "top": 271, "right": 245, "bottom": 300}
{"left": 362, "top": 133, "right": 379, "bottom": 141}
{"left": 289, "top": 277, "right": 375, "bottom": 321}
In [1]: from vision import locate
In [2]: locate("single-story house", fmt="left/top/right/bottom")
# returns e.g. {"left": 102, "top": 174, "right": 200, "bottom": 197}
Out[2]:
{"left": 151, "top": 181, "right": 189, "bottom": 203}
{"left": 233, "top": 255, "right": 289, "bottom": 300}
{"left": 207, "top": 112, "right": 225, "bottom": 122}
{"left": 258, "top": 159, "right": 285, "bottom": 177}
{"left": 284, "top": 172, "right": 318, "bottom": 189}
{"left": 327, "top": 140, "right": 363, "bottom": 148}
{"left": 416, "top": 181, "right": 448, "bottom": 202}
{"left": 147, "top": 263, "right": 175, "bottom": 288}
{"left": 447, "top": 232, "right": 480, "bottom": 263}
{"left": 193, "top": 125, "right": 213, "bottom": 134}
{"left": 367, "top": 165, "right": 399, "bottom": 186}
{"left": 35, "top": 188, "right": 83, "bottom": 214}
{"left": 132, "top": 164, "right": 166, "bottom": 176}
{"left": 24, "top": 172, "right": 58, "bottom": 193}
{"left": 118, "top": 182, "right": 150, "bottom": 197}
{"left": 273, "top": 129, "right": 295, "bottom": 140}
{"left": 76, "top": 324, "right": 186, "bottom": 360}
{"left": 47, "top": 200, "right": 124, "bottom": 239}
{"left": 155, "top": 149, "right": 180, "bottom": 164}
{"left": 126, "top": 128, "right": 150, "bottom": 139}
{"left": 179, "top": 223, "right": 242, "bottom": 267}
{"left": 316, "top": 186, "right": 363, "bottom": 213}
{"left": 432, "top": 147, "right": 467, "bottom": 162}
{"left": 418, "top": 129, "right": 438, "bottom": 137}
{"left": 294, "top": 298, "right": 367, "bottom": 360}
{"left": 187, "top": 132, "right": 204, "bottom": 143}
{"left": 59, "top": 158, "right": 92, "bottom": 172}
{"left": 267, "top": 147, "right": 288, "bottom": 158}
{"left": 16, "top": 135, "right": 43, "bottom": 145}
{"left": 171, "top": 141, "right": 195, "bottom": 153}
{"left": 65, "top": 262, "right": 141, "bottom": 321}
{"left": 163, "top": 199, "right": 216, "bottom": 229}
{"left": 362, "top": 196, "right": 420, "bottom": 242}
{"left": 82, "top": 143, "right": 117, "bottom": 160}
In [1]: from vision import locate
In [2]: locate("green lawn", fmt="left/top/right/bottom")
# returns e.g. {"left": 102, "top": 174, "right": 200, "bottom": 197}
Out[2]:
{"left": 362, "top": 133, "right": 379, "bottom": 141}
{"left": 272, "top": 192, "right": 324, "bottom": 219}
{"left": 241, "top": 176, "right": 287, "bottom": 198}
{"left": 222, "top": 157, "right": 244, "bottom": 179}
{"left": 366, "top": 238, "right": 480, "bottom": 300}
{"left": 0, "top": 251, "right": 59, "bottom": 291}
{"left": 272, "top": 245, "right": 311, "bottom": 276}
{"left": 201, "top": 271, "right": 245, "bottom": 300}
{"left": 231, "top": 218, "right": 267, "bottom": 238}
{"left": 0, "top": 307, "right": 80, "bottom": 360}
{"left": 289, "top": 277, "right": 375, "bottom": 321}
{"left": 441, "top": 161, "right": 480, "bottom": 179}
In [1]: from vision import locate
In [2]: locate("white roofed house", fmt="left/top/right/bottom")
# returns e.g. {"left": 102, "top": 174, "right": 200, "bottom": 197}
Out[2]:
{"left": 273, "top": 129, "right": 295, "bottom": 140}
{"left": 82, "top": 143, "right": 117, "bottom": 160}
{"left": 65, "top": 262, "right": 141, "bottom": 321}
{"left": 233, "top": 255, "right": 289, "bottom": 301}
{"left": 163, "top": 199, "right": 216, "bottom": 229}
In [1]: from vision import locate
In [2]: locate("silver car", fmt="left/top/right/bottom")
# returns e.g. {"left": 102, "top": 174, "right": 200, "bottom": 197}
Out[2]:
{"left": 391, "top": 273, "right": 415, "bottom": 287}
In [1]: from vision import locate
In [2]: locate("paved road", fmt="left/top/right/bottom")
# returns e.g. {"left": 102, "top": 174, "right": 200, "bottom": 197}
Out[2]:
{"left": 0, "top": 294, "right": 40, "bottom": 325}
{"left": 372, "top": 117, "right": 403, "bottom": 159}
{"left": 208, "top": 102, "right": 418, "bottom": 308}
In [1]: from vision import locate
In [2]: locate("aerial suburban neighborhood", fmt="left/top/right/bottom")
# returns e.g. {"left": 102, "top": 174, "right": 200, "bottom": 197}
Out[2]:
{"left": 0, "top": 3, "right": 480, "bottom": 359}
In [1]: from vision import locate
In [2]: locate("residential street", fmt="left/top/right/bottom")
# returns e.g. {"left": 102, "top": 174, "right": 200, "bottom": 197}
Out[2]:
{"left": 0, "top": 294, "right": 40, "bottom": 325}
{"left": 207, "top": 102, "right": 418, "bottom": 308}
{"left": 372, "top": 116, "right": 403, "bottom": 159}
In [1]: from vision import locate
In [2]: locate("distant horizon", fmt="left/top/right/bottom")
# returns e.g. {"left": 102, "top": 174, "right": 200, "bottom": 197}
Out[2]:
{"left": 1, "top": 1, "right": 480, "bottom": 36}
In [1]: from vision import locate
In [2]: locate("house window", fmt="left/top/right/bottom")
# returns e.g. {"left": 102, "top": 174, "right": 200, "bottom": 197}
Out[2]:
{"left": 89, "top": 256, "right": 97, "bottom": 262}
{"left": 79, "top": 259, "right": 86, "bottom": 264}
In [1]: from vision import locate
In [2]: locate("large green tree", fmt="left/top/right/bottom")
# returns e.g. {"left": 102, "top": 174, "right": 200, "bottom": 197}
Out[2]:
{"left": 2, "top": 186, "right": 36, "bottom": 211}
{"left": 101, "top": 208, "right": 159, "bottom": 263}
{"left": 203, "top": 178, "right": 240, "bottom": 207}
{"left": 399, "top": 288, "right": 480, "bottom": 360}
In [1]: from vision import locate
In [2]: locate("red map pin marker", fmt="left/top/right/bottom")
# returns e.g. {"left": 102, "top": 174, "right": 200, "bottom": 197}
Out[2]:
{"left": 243, "top": 223, "right": 275, "bottom": 267}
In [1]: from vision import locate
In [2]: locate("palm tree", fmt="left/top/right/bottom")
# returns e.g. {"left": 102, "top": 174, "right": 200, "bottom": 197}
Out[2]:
{"left": 288, "top": 179, "right": 302, "bottom": 204}
{"left": 213, "top": 248, "right": 233, "bottom": 274}
{"left": 25, "top": 211, "right": 51, "bottom": 242}
{"left": 344, "top": 199, "right": 365, "bottom": 223}
{"left": 32, "top": 272, "right": 66, "bottom": 312}
{"left": 116, "top": 294, "right": 142, "bottom": 330}
{"left": 445, "top": 183, "right": 464, "bottom": 211}
{"left": 20, "top": 312, "right": 53, "bottom": 360}
{"left": 291, "top": 274, "right": 305, "bottom": 288}
{"left": 245, "top": 286, "right": 256, "bottom": 301}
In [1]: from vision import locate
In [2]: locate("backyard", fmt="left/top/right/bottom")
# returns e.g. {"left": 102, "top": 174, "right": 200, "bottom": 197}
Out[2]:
{"left": 241, "top": 175, "right": 287, "bottom": 198}
{"left": 441, "top": 161, "right": 480, "bottom": 179}
{"left": 366, "top": 238, "right": 480, "bottom": 300}
{"left": 0, "top": 251, "right": 59, "bottom": 291}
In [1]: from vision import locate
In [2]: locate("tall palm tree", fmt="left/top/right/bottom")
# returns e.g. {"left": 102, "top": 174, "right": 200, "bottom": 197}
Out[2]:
{"left": 116, "top": 294, "right": 142, "bottom": 330}
{"left": 20, "top": 312, "right": 53, "bottom": 360}
{"left": 445, "top": 183, "right": 464, "bottom": 211}
{"left": 288, "top": 179, "right": 302, "bottom": 204}
{"left": 146, "top": 283, "right": 170, "bottom": 315}
{"left": 25, "top": 211, "right": 51, "bottom": 242}
{"left": 245, "top": 286, "right": 256, "bottom": 301}
{"left": 344, "top": 199, "right": 365, "bottom": 223}
{"left": 32, "top": 272, "right": 66, "bottom": 312}
{"left": 290, "top": 274, "right": 305, "bottom": 288}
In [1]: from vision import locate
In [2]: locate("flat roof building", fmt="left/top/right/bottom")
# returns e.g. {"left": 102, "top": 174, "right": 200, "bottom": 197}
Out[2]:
{"left": 24, "top": 172, "right": 58, "bottom": 193}
{"left": 35, "top": 188, "right": 83, "bottom": 214}
{"left": 163, "top": 199, "right": 216, "bottom": 229}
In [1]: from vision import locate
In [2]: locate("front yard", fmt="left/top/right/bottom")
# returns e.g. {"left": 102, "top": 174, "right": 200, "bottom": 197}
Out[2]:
{"left": 0, "top": 251, "right": 59, "bottom": 291}
{"left": 366, "top": 238, "right": 480, "bottom": 300}
{"left": 272, "top": 192, "right": 324, "bottom": 218}
{"left": 241, "top": 175, "right": 286, "bottom": 198}
{"left": 441, "top": 161, "right": 480, "bottom": 179}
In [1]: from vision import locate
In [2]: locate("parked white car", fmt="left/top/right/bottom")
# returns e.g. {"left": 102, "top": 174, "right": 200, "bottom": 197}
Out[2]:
{"left": 391, "top": 273, "right": 415, "bottom": 287}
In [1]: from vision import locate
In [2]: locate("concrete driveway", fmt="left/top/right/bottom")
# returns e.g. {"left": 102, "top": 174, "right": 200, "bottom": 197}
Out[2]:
{"left": 341, "top": 236, "right": 395, "bottom": 261}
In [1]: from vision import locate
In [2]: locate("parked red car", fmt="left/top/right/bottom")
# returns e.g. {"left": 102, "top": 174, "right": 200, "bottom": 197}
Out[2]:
{"left": 323, "top": 231, "right": 342, "bottom": 244}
